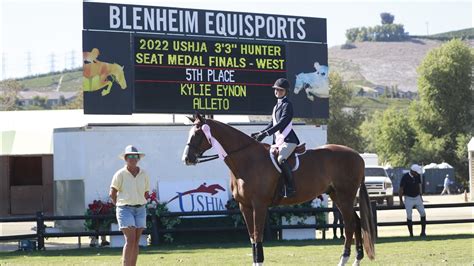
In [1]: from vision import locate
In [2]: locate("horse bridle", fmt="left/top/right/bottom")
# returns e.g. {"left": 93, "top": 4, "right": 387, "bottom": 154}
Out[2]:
{"left": 186, "top": 123, "right": 255, "bottom": 164}
{"left": 186, "top": 125, "right": 219, "bottom": 163}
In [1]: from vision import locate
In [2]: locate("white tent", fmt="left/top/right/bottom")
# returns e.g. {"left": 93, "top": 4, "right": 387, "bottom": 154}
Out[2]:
{"left": 423, "top": 162, "right": 453, "bottom": 169}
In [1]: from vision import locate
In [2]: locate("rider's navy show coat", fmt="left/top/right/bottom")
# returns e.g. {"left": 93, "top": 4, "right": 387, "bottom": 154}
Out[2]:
{"left": 262, "top": 97, "right": 300, "bottom": 145}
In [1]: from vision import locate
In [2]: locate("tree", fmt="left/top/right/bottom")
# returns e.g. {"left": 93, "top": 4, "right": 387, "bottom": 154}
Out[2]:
{"left": 56, "top": 90, "right": 82, "bottom": 110}
{"left": 455, "top": 134, "right": 472, "bottom": 187}
{"left": 362, "top": 108, "right": 416, "bottom": 166}
{"left": 380, "top": 13, "right": 395, "bottom": 25}
{"left": 360, "top": 111, "right": 383, "bottom": 153}
{"left": 411, "top": 39, "right": 473, "bottom": 182}
{"left": 58, "top": 95, "right": 66, "bottom": 106}
{"left": 416, "top": 39, "right": 473, "bottom": 137}
{"left": 326, "top": 72, "right": 365, "bottom": 151}
{"left": 345, "top": 12, "right": 407, "bottom": 42}
{"left": 32, "top": 96, "right": 49, "bottom": 109}
{"left": 65, "top": 91, "right": 83, "bottom": 109}
{"left": 0, "top": 79, "right": 21, "bottom": 111}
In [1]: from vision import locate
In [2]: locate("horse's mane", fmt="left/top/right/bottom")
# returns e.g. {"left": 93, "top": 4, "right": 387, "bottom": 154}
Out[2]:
{"left": 206, "top": 119, "right": 255, "bottom": 143}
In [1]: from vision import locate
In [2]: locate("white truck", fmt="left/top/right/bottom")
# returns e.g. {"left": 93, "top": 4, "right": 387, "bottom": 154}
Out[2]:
{"left": 359, "top": 153, "right": 394, "bottom": 206}
{"left": 364, "top": 166, "right": 394, "bottom": 206}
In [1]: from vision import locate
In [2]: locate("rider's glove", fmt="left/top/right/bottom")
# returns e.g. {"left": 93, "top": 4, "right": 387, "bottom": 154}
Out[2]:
{"left": 251, "top": 132, "right": 267, "bottom": 142}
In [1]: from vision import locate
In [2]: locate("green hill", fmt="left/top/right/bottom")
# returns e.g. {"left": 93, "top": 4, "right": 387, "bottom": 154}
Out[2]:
{"left": 412, "top": 28, "right": 474, "bottom": 41}
{"left": 18, "top": 69, "right": 82, "bottom": 92}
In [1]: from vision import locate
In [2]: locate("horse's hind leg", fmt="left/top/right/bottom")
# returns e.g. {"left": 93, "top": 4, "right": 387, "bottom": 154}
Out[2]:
{"left": 340, "top": 205, "right": 356, "bottom": 266}
{"left": 353, "top": 212, "right": 364, "bottom": 266}
{"left": 330, "top": 192, "right": 356, "bottom": 266}
{"left": 305, "top": 88, "right": 315, "bottom": 101}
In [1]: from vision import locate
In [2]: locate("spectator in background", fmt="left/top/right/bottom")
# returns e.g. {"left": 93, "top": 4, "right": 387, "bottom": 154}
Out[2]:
{"left": 441, "top": 174, "right": 452, "bottom": 195}
{"left": 399, "top": 164, "right": 427, "bottom": 237}
{"left": 332, "top": 205, "right": 344, "bottom": 240}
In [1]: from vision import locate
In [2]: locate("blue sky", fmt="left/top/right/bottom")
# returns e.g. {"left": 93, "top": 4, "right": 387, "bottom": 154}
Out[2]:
{"left": 1, "top": 0, "right": 472, "bottom": 79}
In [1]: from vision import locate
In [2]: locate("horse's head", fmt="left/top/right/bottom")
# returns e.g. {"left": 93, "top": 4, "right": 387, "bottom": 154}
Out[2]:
{"left": 182, "top": 113, "right": 213, "bottom": 165}
{"left": 317, "top": 65, "right": 328, "bottom": 77}
{"left": 293, "top": 73, "right": 304, "bottom": 94}
{"left": 111, "top": 63, "right": 127, "bottom": 89}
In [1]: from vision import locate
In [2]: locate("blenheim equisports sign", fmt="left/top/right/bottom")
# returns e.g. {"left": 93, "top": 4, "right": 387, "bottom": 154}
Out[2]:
{"left": 83, "top": 2, "right": 329, "bottom": 118}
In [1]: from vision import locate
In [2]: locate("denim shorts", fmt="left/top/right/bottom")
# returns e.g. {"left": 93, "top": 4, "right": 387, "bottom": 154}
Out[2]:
{"left": 116, "top": 205, "right": 147, "bottom": 229}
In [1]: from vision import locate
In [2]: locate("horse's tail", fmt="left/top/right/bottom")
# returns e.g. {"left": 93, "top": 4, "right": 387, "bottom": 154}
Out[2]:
{"left": 359, "top": 182, "right": 376, "bottom": 260}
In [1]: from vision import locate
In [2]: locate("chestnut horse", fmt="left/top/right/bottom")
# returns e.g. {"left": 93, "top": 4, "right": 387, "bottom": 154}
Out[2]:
{"left": 182, "top": 114, "right": 375, "bottom": 266}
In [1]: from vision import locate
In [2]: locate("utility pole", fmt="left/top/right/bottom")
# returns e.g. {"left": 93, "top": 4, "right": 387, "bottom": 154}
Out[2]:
{"left": 471, "top": 65, "right": 474, "bottom": 88}
{"left": 425, "top": 21, "right": 429, "bottom": 36}
{"left": 1, "top": 53, "right": 6, "bottom": 80}
{"left": 49, "top": 53, "right": 56, "bottom": 73}
{"left": 70, "top": 50, "right": 76, "bottom": 69}
{"left": 26, "top": 51, "right": 32, "bottom": 76}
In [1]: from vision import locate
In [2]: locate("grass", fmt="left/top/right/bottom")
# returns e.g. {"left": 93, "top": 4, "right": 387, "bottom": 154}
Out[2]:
{"left": 18, "top": 71, "right": 82, "bottom": 92}
{"left": 414, "top": 28, "right": 474, "bottom": 41}
{"left": 350, "top": 97, "right": 412, "bottom": 114}
{"left": 0, "top": 234, "right": 472, "bottom": 265}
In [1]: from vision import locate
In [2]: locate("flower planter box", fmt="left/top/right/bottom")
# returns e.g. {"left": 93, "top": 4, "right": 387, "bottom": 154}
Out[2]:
{"left": 281, "top": 216, "right": 316, "bottom": 240}
{"left": 110, "top": 223, "right": 148, "bottom": 247}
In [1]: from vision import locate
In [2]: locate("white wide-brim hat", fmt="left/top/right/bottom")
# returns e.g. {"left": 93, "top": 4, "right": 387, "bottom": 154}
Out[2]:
{"left": 119, "top": 145, "right": 145, "bottom": 160}
{"left": 410, "top": 164, "right": 422, "bottom": 175}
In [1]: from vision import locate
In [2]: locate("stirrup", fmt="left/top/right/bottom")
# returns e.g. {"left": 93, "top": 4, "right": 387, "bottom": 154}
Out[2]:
{"left": 280, "top": 185, "right": 296, "bottom": 198}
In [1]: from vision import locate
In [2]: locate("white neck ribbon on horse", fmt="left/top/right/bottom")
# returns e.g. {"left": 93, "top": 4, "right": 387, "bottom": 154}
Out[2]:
{"left": 201, "top": 124, "right": 228, "bottom": 160}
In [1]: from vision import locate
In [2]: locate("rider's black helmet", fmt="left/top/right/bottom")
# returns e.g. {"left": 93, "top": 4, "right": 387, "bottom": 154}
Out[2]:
{"left": 272, "top": 78, "right": 290, "bottom": 91}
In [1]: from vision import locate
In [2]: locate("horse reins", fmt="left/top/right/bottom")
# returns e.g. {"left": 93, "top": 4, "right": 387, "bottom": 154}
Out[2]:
{"left": 196, "top": 142, "right": 255, "bottom": 164}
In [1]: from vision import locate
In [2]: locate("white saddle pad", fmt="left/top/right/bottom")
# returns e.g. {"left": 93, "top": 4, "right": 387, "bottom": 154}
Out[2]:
{"left": 269, "top": 150, "right": 301, "bottom": 173}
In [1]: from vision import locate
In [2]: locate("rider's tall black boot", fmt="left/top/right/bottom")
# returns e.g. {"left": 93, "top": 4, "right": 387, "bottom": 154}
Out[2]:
{"left": 407, "top": 219, "right": 414, "bottom": 237}
{"left": 420, "top": 216, "right": 427, "bottom": 237}
{"left": 280, "top": 160, "right": 296, "bottom": 198}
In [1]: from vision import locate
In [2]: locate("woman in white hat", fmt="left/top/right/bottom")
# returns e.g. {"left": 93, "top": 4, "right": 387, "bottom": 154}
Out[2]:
{"left": 109, "top": 145, "right": 150, "bottom": 266}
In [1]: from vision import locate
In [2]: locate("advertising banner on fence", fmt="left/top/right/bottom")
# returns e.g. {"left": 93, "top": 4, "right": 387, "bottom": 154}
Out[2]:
{"left": 159, "top": 179, "right": 229, "bottom": 214}
{"left": 83, "top": 2, "right": 328, "bottom": 118}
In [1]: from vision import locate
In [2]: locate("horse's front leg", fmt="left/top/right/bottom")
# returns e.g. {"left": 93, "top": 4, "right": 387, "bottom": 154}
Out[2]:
{"left": 305, "top": 87, "right": 315, "bottom": 101}
{"left": 101, "top": 81, "right": 113, "bottom": 96}
{"left": 239, "top": 203, "right": 257, "bottom": 265}
{"left": 253, "top": 204, "right": 268, "bottom": 266}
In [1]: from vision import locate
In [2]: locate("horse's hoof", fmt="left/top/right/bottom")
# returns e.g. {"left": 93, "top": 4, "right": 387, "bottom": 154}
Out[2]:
{"left": 352, "top": 259, "right": 361, "bottom": 266}
{"left": 338, "top": 255, "right": 350, "bottom": 266}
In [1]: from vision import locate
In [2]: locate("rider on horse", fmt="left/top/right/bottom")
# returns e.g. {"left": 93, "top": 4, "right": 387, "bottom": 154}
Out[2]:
{"left": 252, "top": 78, "right": 300, "bottom": 198}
